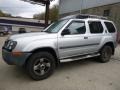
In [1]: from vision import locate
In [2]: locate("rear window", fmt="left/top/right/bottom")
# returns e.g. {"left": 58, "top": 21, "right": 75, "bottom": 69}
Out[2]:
{"left": 104, "top": 22, "right": 116, "bottom": 33}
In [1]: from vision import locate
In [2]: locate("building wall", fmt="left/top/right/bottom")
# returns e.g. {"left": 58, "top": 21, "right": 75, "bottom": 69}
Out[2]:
{"left": 59, "top": 0, "right": 120, "bottom": 15}
{"left": 59, "top": 0, "right": 82, "bottom": 15}
{"left": 12, "top": 25, "right": 44, "bottom": 33}
{"left": 59, "top": 10, "right": 80, "bottom": 18}
{"left": 0, "top": 17, "right": 45, "bottom": 33}
{"left": 82, "top": 3, "right": 120, "bottom": 31}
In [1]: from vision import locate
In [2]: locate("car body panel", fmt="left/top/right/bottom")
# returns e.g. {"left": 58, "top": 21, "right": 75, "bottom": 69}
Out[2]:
{"left": 2, "top": 16, "right": 117, "bottom": 66}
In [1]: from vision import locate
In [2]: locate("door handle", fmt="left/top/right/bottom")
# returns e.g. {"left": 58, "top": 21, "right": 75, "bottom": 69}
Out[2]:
{"left": 84, "top": 37, "right": 88, "bottom": 39}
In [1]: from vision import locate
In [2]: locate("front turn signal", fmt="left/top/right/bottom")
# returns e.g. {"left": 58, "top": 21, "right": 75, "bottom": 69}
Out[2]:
{"left": 12, "top": 52, "right": 23, "bottom": 56}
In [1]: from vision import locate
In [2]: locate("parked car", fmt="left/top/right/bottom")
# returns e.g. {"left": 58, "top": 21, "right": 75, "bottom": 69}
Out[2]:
{"left": 18, "top": 28, "right": 26, "bottom": 34}
{"left": 0, "top": 26, "right": 9, "bottom": 36}
{"left": 2, "top": 14, "right": 118, "bottom": 80}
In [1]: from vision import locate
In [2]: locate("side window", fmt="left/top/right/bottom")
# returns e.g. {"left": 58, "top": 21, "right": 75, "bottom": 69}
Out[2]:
{"left": 89, "top": 21, "right": 103, "bottom": 34}
{"left": 104, "top": 22, "right": 116, "bottom": 33}
{"left": 66, "top": 21, "right": 86, "bottom": 35}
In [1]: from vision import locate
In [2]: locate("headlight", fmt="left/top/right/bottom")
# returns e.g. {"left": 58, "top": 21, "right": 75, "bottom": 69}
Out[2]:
{"left": 4, "top": 40, "right": 17, "bottom": 51}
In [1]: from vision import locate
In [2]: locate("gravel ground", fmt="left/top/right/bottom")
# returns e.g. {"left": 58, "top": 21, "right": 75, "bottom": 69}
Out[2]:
{"left": 0, "top": 36, "right": 120, "bottom": 90}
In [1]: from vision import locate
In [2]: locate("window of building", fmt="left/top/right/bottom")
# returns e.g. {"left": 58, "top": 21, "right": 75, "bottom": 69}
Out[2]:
{"left": 104, "top": 22, "right": 116, "bottom": 33}
{"left": 66, "top": 21, "right": 86, "bottom": 35}
{"left": 103, "top": 9, "right": 110, "bottom": 16}
{"left": 89, "top": 21, "right": 103, "bottom": 34}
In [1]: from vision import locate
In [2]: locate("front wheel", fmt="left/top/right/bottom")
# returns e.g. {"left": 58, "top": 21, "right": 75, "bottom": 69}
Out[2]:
{"left": 98, "top": 46, "right": 112, "bottom": 63}
{"left": 26, "top": 52, "right": 56, "bottom": 80}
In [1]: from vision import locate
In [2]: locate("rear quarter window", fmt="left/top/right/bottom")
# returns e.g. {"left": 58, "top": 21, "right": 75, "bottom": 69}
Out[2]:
{"left": 104, "top": 22, "right": 116, "bottom": 33}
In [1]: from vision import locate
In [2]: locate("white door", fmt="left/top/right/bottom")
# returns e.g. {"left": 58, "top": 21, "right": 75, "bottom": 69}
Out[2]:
{"left": 58, "top": 20, "right": 89, "bottom": 59}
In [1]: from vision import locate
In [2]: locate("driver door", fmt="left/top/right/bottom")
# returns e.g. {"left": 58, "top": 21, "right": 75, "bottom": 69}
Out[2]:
{"left": 58, "top": 20, "right": 89, "bottom": 59}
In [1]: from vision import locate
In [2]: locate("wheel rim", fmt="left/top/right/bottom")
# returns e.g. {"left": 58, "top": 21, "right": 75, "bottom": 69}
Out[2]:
{"left": 33, "top": 58, "right": 51, "bottom": 76}
{"left": 102, "top": 47, "right": 112, "bottom": 61}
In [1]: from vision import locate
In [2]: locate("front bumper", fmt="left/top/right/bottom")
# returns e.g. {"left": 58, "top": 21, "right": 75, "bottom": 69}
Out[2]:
{"left": 2, "top": 48, "right": 32, "bottom": 66}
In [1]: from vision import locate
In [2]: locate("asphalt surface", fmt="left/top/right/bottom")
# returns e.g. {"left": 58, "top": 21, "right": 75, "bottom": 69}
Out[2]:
{"left": 0, "top": 36, "right": 120, "bottom": 90}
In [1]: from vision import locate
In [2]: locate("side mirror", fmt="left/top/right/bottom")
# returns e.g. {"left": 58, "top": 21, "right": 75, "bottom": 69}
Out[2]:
{"left": 61, "top": 29, "right": 70, "bottom": 36}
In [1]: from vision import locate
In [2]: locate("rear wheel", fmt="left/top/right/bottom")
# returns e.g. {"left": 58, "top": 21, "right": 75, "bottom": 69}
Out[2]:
{"left": 26, "top": 52, "right": 55, "bottom": 80}
{"left": 98, "top": 46, "right": 112, "bottom": 63}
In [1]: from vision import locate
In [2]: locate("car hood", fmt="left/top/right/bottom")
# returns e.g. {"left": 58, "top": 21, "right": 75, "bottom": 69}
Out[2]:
{"left": 9, "top": 32, "right": 57, "bottom": 41}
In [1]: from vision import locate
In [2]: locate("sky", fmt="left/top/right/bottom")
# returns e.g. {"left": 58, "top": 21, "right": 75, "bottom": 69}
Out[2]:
{"left": 0, "top": 0, "right": 59, "bottom": 18}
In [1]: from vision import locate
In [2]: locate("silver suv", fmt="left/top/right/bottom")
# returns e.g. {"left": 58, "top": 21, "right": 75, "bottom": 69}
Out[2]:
{"left": 2, "top": 14, "right": 118, "bottom": 80}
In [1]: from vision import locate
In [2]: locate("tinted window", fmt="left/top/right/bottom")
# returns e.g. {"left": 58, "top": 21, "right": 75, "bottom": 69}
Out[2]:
{"left": 104, "top": 22, "right": 116, "bottom": 33}
{"left": 89, "top": 21, "right": 103, "bottom": 34}
{"left": 67, "top": 21, "right": 86, "bottom": 35}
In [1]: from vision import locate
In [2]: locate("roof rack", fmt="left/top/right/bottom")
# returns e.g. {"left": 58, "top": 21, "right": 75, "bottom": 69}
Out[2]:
{"left": 60, "top": 14, "right": 108, "bottom": 20}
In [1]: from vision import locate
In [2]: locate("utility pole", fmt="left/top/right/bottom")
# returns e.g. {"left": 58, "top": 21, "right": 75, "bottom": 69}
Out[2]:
{"left": 22, "top": 0, "right": 52, "bottom": 27}
{"left": 45, "top": 1, "right": 50, "bottom": 27}
{"left": 80, "top": 0, "right": 83, "bottom": 14}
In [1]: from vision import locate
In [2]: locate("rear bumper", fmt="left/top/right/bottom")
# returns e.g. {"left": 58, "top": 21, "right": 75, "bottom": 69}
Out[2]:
{"left": 2, "top": 48, "right": 32, "bottom": 66}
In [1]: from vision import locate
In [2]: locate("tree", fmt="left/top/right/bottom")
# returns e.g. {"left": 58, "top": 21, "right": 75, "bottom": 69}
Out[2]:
{"left": 33, "top": 5, "right": 59, "bottom": 22}
{"left": 34, "top": 13, "right": 45, "bottom": 20}
{"left": 49, "top": 5, "right": 59, "bottom": 21}
{"left": 0, "top": 10, "right": 12, "bottom": 17}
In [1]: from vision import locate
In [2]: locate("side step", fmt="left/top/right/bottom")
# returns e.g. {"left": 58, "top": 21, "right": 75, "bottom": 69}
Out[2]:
{"left": 60, "top": 53, "right": 100, "bottom": 63}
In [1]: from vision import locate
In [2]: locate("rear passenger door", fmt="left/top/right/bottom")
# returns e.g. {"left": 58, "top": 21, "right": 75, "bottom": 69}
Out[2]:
{"left": 87, "top": 21, "right": 104, "bottom": 53}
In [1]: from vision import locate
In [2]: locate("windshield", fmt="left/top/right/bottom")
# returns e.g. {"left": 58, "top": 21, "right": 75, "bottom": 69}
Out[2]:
{"left": 44, "top": 20, "right": 68, "bottom": 33}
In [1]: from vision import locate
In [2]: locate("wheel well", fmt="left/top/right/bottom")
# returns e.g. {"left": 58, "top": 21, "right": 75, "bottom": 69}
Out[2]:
{"left": 101, "top": 42, "right": 115, "bottom": 55}
{"left": 25, "top": 47, "right": 59, "bottom": 67}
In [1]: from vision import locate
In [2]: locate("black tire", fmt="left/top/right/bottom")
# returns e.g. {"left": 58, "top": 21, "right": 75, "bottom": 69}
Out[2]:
{"left": 26, "top": 52, "right": 56, "bottom": 80}
{"left": 98, "top": 45, "right": 112, "bottom": 63}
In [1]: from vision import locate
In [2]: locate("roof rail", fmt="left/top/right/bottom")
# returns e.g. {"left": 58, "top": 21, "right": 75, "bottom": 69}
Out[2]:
{"left": 60, "top": 14, "right": 108, "bottom": 20}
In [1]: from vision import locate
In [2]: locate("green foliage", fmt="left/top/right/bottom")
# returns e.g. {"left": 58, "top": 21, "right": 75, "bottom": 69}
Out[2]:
{"left": 0, "top": 10, "right": 12, "bottom": 17}
{"left": 33, "top": 5, "right": 59, "bottom": 22}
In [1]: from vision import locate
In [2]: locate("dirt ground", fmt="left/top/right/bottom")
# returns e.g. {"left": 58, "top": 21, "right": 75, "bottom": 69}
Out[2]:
{"left": 0, "top": 36, "right": 120, "bottom": 90}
